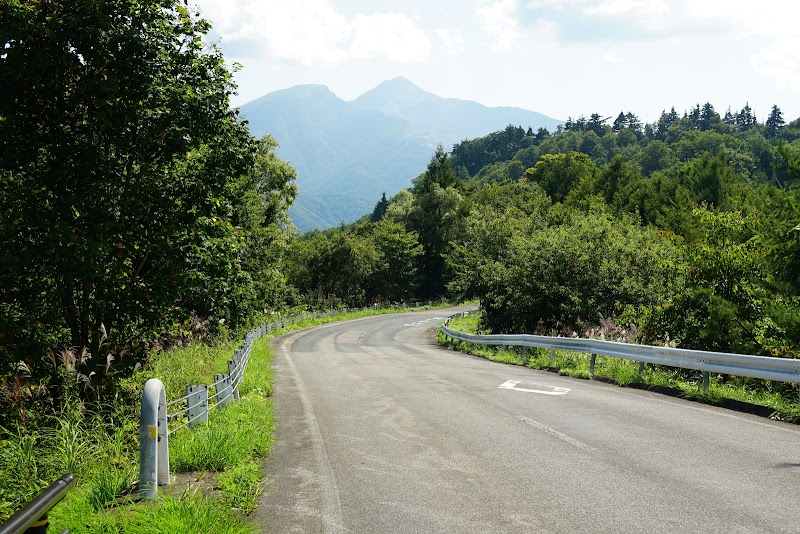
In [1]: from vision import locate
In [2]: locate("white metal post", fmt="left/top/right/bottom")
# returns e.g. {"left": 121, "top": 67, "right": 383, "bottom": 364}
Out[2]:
{"left": 139, "top": 378, "right": 169, "bottom": 499}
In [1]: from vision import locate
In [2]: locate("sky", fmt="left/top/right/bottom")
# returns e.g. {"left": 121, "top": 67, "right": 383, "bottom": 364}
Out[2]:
{"left": 193, "top": 0, "right": 800, "bottom": 124}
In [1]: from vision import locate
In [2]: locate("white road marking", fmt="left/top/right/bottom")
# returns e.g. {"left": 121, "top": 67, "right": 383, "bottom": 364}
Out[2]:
{"left": 403, "top": 317, "right": 447, "bottom": 327}
{"left": 518, "top": 415, "right": 597, "bottom": 452}
{"left": 499, "top": 380, "right": 570, "bottom": 396}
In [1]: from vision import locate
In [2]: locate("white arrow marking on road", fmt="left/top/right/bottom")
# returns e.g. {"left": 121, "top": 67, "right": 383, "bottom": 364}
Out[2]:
{"left": 498, "top": 380, "right": 570, "bottom": 396}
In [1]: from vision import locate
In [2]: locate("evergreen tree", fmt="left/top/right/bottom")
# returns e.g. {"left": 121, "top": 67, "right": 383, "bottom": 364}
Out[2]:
{"left": 535, "top": 127, "right": 550, "bottom": 143}
{"left": 587, "top": 114, "right": 607, "bottom": 135}
{"left": 723, "top": 108, "right": 735, "bottom": 125}
{"left": 765, "top": 105, "right": 785, "bottom": 139}
{"left": 625, "top": 112, "right": 642, "bottom": 132}
{"left": 655, "top": 108, "right": 678, "bottom": 140}
{"left": 370, "top": 192, "right": 390, "bottom": 222}
{"left": 699, "top": 103, "right": 717, "bottom": 131}
{"left": 736, "top": 103, "right": 757, "bottom": 130}
{"left": 612, "top": 112, "right": 627, "bottom": 132}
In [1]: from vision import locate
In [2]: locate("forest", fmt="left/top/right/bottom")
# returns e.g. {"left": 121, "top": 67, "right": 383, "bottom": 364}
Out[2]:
{"left": 2, "top": 0, "right": 800, "bottom": 422}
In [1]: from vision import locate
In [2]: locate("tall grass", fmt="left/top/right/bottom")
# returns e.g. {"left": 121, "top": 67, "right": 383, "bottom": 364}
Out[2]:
{"left": 3, "top": 304, "right": 415, "bottom": 531}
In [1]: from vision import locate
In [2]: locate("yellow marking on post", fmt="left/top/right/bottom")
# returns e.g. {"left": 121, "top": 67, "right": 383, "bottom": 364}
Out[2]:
{"left": 148, "top": 425, "right": 157, "bottom": 439}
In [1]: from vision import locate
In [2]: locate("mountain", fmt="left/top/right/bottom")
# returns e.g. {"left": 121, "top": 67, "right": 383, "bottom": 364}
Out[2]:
{"left": 239, "top": 78, "right": 562, "bottom": 232}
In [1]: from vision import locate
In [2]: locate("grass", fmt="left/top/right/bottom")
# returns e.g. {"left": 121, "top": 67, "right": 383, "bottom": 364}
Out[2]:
{"left": 440, "top": 312, "right": 800, "bottom": 423}
{"left": 2, "top": 302, "right": 449, "bottom": 531}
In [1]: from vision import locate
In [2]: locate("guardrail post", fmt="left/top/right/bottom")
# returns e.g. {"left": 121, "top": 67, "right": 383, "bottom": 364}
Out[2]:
{"left": 589, "top": 354, "right": 597, "bottom": 374}
{"left": 549, "top": 348, "right": 555, "bottom": 366}
{"left": 139, "top": 378, "right": 169, "bottom": 499}
{"left": 228, "top": 361, "right": 241, "bottom": 401}
{"left": 702, "top": 371, "right": 710, "bottom": 390}
{"left": 187, "top": 385, "right": 208, "bottom": 429}
{"left": 216, "top": 374, "right": 233, "bottom": 406}
{"left": 521, "top": 346, "right": 528, "bottom": 361}
{"left": 638, "top": 362, "right": 645, "bottom": 375}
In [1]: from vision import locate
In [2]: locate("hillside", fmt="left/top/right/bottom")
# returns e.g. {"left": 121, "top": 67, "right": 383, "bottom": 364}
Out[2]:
{"left": 239, "top": 78, "right": 562, "bottom": 231}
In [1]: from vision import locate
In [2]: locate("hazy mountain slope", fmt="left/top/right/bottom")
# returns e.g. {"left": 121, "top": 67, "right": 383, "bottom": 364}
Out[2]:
{"left": 239, "top": 78, "right": 561, "bottom": 232}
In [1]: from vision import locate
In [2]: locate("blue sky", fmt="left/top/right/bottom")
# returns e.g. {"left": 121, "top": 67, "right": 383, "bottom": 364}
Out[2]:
{"left": 194, "top": 0, "right": 800, "bottom": 124}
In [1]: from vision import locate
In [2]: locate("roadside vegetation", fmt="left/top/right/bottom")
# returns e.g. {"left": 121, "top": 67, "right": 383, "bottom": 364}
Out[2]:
{"left": 1, "top": 304, "right": 437, "bottom": 532}
{"left": 439, "top": 313, "right": 800, "bottom": 423}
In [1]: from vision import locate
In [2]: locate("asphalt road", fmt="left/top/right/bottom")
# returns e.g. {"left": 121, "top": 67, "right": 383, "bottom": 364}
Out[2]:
{"left": 253, "top": 307, "right": 800, "bottom": 533}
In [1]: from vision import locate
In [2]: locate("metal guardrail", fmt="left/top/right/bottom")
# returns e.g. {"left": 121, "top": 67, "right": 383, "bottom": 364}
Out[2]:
{"left": 440, "top": 312, "right": 800, "bottom": 385}
{"left": 0, "top": 474, "right": 75, "bottom": 534}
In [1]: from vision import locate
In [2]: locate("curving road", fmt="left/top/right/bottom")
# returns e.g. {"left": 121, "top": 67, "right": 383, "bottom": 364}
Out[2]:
{"left": 254, "top": 307, "right": 800, "bottom": 533}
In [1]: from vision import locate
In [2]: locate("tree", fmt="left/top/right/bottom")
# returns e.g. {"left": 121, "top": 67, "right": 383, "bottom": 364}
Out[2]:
{"left": 534, "top": 127, "right": 551, "bottom": 143}
{"left": 736, "top": 103, "right": 757, "bottom": 130}
{"left": 369, "top": 220, "right": 423, "bottom": 302}
{"left": 227, "top": 136, "right": 297, "bottom": 315}
{"left": 698, "top": 103, "right": 718, "bottom": 132}
{"left": 655, "top": 108, "right": 679, "bottom": 140}
{"left": 683, "top": 151, "right": 735, "bottom": 208}
{"left": 765, "top": 105, "right": 785, "bottom": 139}
{"left": 612, "top": 112, "right": 627, "bottom": 133}
{"left": 407, "top": 148, "right": 467, "bottom": 298}
{"left": 0, "top": 1, "right": 258, "bottom": 379}
{"left": 624, "top": 112, "right": 642, "bottom": 133}
{"left": 370, "top": 193, "right": 390, "bottom": 222}
{"left": 524, "top": 152, "right": 598, "bottom": 203}
{"left": 632, "top": 141, "right": 678, "bottom": 176}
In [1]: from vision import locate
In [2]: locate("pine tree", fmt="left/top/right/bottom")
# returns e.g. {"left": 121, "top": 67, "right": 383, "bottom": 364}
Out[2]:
{"left": 370, "top": 192, "right": 389, "bottom": 222}
{"left": 625, "top": 112, "right": 642, "bottom": 132}
{"left": 765, "top": 105, "right": 785, "bottom": 139}
{"left": 699, "top": 103, "right": 717, "bottom": 131}
{"left": 612, "top": 112, "right": 626, "bottom": 132}
{"left": 723, "top": 107, "right": 735, "bottom": 126}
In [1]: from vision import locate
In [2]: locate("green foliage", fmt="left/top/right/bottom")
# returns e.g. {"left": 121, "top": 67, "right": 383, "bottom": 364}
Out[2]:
{"left": 0, "top": 1, "right": 296, "bottom": 396}
{"left": 524, "top": 152, "right": 598, "bottom": 202}
{"left": 120, "top": 493, "right": 257, "bottom": 534}
{"left": 217, "top": 460, "right": 263, "bottom": 513}
{"left": 640, "top": 208, "right": 798, "bottom": 356}
{"left": 369, "top": 220, "right": 423, "bottom": 302}
{"left": 370, "top": 192, "right": 390, "bottom": 222}
{"left": 452, "top": 208, "right": 685, "bottom": 333}
{"left": 169, "top": 393, "right": 274, "bottom": 472}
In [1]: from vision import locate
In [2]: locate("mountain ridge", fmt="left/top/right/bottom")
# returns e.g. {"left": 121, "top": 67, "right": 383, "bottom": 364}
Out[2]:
{"left": 239, "top": 78, "right": 562, "bottom": 232}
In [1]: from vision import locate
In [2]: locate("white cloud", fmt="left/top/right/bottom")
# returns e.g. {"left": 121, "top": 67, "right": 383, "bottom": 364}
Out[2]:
{"left": 752, "top": 36, "right": 800, "bottom": 91}
{"left": 434, "top": 28, "right": 465, "bottom": 55}
{"left": 476, "top": 0, "right": 520, "bottom": 51}
{"left": 193, "top": 0, "right": 430, "bottom": 66}
{"left": 583, "top": 0, "right": 643, "bottom": 16}
{"left": 526, "top": 0, "right": 567, "bottom": 9}
{"left": 350, "top": 13, "right": 432, "bottom": 62}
